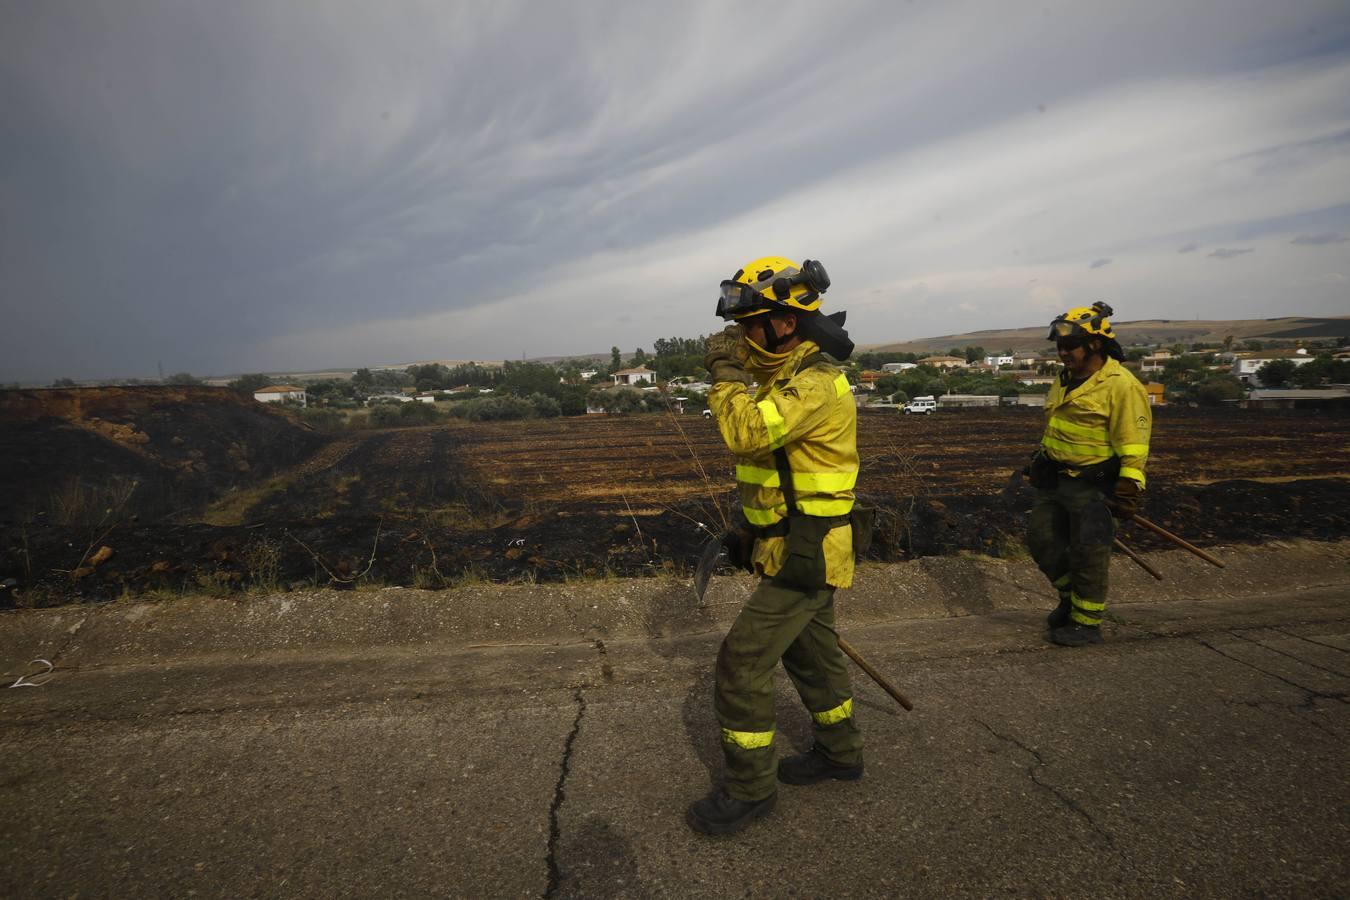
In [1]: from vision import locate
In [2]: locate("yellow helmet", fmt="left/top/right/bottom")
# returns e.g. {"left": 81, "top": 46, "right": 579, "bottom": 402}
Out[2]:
{"left": 716, "top": 256, "right": 830, "bottom": 320}
{"left": 1047, "top": 301, "right": 1115, "bottom": 341}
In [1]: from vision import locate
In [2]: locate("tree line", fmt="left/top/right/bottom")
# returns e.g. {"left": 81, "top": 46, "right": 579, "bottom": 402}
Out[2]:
{"left": 35, "top": 335, "right": 1347, "bottom": 416}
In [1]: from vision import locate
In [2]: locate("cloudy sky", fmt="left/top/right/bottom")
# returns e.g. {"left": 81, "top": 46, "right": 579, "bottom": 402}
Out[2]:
{"left": 3, "top": 1, "right": 1349, "bottom": 381}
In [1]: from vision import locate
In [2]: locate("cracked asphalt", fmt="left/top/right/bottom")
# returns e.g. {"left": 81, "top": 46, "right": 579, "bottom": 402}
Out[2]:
{"left": 2, "top": 545, "right": 1348, "bottom": 898}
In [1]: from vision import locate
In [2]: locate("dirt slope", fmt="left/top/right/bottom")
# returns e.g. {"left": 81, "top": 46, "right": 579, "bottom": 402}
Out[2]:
{"left": 0, "top": 386, "right": 323, "bottom": 525}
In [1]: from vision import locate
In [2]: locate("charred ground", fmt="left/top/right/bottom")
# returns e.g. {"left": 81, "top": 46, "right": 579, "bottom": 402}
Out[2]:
{"left": 3, "top": 387, "right": 1348, "bottom": 606}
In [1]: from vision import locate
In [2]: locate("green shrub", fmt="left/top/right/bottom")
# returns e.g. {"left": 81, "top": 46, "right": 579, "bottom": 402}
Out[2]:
{"left": 1195, "top": 375, "right": 1244, "bottom": 406}
{"left": 369, "top": 404, "right": 403, "bottom": 427}
{"left": 529, "top": 393, "right": 561, "bottom": 417}
{"left": 558, "top": 384, "right": 590, "bottom": 416}
{"left": 399, "top": 401, "right": 441, "bottom": 423}
{"left": 587, "top": 386, "right": 644, "bottom": 413}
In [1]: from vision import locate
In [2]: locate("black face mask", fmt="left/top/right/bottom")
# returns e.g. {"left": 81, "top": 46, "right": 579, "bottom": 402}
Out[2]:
{"left": 801, "top": 311, "right": 854, "bottom": 361}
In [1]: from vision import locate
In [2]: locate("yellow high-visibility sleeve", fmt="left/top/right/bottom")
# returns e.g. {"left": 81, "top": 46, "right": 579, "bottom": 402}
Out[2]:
{"left": 1107, "top": 374, "right": 1152, "bottom": 488}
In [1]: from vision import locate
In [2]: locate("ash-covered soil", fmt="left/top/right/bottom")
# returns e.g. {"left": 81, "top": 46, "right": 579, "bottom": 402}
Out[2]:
{"left": 1, "top": 386, "right": 323, "bottom": 521}
{"left": 3, "top": 387, "right": 1348, "bottom": 606}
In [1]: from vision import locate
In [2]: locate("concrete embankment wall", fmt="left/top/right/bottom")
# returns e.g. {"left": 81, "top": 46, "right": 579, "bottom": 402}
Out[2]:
{"left": 3, "top": 540, "right": 1347, "bottom": 676}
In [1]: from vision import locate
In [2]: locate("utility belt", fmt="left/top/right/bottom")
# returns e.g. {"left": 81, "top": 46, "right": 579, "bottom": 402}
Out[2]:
{"left": 752, "top": 514, "right": 851, "bottom": 539}
{"left": 1028, "top": 449, "right": 1120, "bottom": 491}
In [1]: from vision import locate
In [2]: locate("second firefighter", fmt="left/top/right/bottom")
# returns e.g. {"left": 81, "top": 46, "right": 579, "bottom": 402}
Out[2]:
{"left": 1026, "top": 302, "right": 1152, "bottom": 647}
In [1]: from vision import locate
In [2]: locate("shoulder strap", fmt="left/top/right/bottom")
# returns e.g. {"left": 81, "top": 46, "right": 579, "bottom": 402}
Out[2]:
{"left": 795, "top": 351, "right": 827, "bottom": 374}
{"left": 773, "top": 446, "right": 799, "bottom": 516}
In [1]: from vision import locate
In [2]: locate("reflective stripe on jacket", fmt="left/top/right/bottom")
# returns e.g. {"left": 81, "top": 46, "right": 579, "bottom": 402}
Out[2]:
{"left": 1041, "top": 356, "right": 1152, "bottom": 487}
{"left": 708, "top": 340, "right": 859, "bottom": 587}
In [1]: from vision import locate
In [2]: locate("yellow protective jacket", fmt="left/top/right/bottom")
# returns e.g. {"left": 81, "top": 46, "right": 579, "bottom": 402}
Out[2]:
{"left": 1041, "top": 356, "right": 1152, "bottom": 487}
{"left": 708, "top": 340, "right": 859, "bottom": 587}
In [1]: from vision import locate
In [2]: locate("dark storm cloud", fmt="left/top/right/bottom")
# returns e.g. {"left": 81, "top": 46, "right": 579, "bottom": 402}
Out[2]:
{"left": 1291, "top": 232, "right": 1349, "bottom": 244}
{"left": 2, "top": 0, "right": 1350, "bottom": 381}
{"left": 1208, "top": 247, "right": 1255, "bottom": 259}
{"left": 1089, "top": 258, "right": 1113, "bottom": 269}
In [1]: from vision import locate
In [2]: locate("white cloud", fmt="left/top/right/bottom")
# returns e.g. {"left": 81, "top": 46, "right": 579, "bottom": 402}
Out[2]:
{"left": 434, "top": 53, "right": 1350, "bottom": 353}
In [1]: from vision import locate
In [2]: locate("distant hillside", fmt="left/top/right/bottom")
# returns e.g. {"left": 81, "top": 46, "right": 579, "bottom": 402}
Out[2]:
{"left": 862, "top": 316, "right": 1350, "bottom": 355}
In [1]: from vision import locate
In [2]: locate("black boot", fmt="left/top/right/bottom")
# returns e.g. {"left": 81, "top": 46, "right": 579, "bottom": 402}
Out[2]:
{"left": 1047, "top": 597, "right": 1071, "bottom": 629}
{"left": 686, "top": 789, "right": 777, "bottom": 835}
{"left": 777, "top": 747, "right": 864, "bottom": 786}
{"left": 1051, "top": 622, "right": 1103, "bottom": 647}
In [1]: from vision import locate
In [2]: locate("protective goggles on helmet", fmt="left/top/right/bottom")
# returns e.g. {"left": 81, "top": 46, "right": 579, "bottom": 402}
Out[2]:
{"left": 1052, "top": 333, "right": 1090, "bottom": 351}
{"left": 1046, "top": 302, "right": 1113, "bottom": 341}
{"left": 715, "top": 259, "right": 830, "bottom": 319}
{"left": 1047, "top": 319, "right": 1093, "bottom": 340}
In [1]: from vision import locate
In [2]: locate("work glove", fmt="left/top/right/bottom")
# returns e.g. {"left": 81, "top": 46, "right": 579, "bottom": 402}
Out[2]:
{"left": 721, "top": 526, "right": 756, "bottom": 573}
{"left": 703, "top": 325, "right": 752, "bottom": 386}
{"left": 1026, "top": 450, "right": 1059, "bottom": 490}
{"left": 1110, "top": 478, "right": 1142, "bottom": 519}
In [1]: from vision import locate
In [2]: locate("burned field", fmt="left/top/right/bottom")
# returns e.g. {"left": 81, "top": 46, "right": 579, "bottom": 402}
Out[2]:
{"left": 3, "top": 386, "right": 1349, "bottom": 606}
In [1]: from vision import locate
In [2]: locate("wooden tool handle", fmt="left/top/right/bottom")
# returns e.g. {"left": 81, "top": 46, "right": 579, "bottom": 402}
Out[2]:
{"left": 838, "top": 636, "right": 914, "bottom": 711}
{"left": 1128, "top": 514, "right": 1226, "bottom": 568}
{"left": 1113, "top": 537, "right": 1164, "bottom": 580}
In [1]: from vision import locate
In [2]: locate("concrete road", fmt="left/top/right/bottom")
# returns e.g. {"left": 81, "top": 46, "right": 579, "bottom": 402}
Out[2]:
{"left": 2, "top": 542, "right": 1348, "bottom": 898}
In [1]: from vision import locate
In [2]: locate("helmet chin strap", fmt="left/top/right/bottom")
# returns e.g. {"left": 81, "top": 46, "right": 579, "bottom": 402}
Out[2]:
{"left": 759, "top": 314, "right": 785, "bottom": 352}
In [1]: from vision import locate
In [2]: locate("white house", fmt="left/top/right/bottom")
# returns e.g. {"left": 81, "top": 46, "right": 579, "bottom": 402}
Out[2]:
{"left": 611, "top": 366, "right": 656, "bottom": 386}
{"left": 414, "top": 392, "right": 439, "bottom": 404}
{"left": 983, "top": 355, "right": 1014, "bottom": 368}
{"left": 881, "top": 362, "right": 917, "bottom": 373}
{"left": 1236, "top": 348, "right": 1316, "bottom": 385}
{"left": 254, "top": 384, "right": 307, "bottom": 407}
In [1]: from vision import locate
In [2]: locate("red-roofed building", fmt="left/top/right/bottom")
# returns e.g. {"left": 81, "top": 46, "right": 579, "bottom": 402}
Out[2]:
{"left": 253, "top": 385, "right": 307, "bottom": 406}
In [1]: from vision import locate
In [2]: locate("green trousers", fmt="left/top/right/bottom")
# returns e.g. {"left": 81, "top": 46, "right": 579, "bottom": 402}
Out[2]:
{"left": 1026, "top": 476, "right": 1116, "bottom": 626}
{"left": 714, "top": 579, "right": 864, "bottom": 801}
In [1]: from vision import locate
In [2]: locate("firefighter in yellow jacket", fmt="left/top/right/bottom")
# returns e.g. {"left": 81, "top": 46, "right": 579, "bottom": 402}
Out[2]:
{"left": 1027, "top": 302, "right": 1151, "bottom": 647}
{"left": 687, "top": 255, "right": 865, "bottom": 835}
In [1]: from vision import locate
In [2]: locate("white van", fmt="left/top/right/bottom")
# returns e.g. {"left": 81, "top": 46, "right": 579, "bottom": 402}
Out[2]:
{"left": 903, "top": 396, "right": 937, "bottom": 415}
